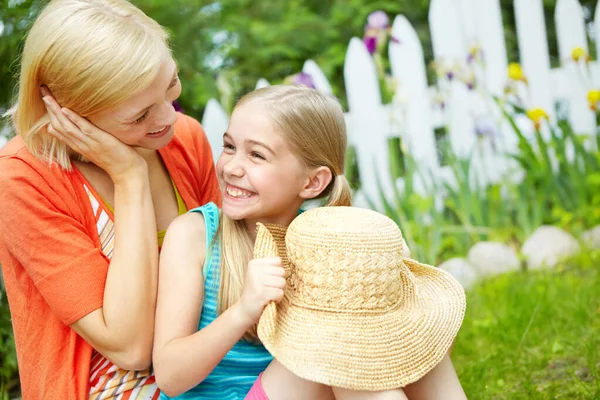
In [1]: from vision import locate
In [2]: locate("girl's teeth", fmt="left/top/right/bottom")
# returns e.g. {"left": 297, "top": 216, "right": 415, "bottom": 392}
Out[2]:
{"left": 227, "top": 186, "right": 251, "bottom": 198}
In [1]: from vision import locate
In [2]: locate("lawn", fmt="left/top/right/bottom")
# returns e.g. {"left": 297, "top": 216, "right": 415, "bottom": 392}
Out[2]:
{"left": 1, "top": 250, "right": 599, "bottom": 399}
{"left": 453, "top": 250, "right": 600, "bottom": 399}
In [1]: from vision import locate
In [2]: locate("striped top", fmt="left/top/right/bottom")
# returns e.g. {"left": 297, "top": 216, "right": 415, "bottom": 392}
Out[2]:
{"left": 100, "top": 178, "right": 187, "bottom": 248}
{"left": 85, "top": 178, "right": 187, "bottom": 400}
{"left": 161, "top": 202, "right": 273, "bottom": 400}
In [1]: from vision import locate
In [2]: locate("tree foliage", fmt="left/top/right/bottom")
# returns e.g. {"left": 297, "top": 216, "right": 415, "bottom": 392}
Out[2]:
{"left": 0, "top": 0, "right": 598, "bottom": 120}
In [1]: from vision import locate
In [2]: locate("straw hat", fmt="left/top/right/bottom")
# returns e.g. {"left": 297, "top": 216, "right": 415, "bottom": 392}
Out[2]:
{"left": 254, "top": 206, "right": 466, "bottom": 391}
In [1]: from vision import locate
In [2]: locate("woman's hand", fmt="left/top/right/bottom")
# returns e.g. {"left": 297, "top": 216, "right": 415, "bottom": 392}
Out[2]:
{"left": 40, "top": 86, "right": 146, "bottom": 183}
{"left": 238, "top": 257, "right": 286, "bottom": 324}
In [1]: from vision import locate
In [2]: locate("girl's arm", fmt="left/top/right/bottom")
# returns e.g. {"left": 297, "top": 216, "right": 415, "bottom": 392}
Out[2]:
{"left": 41, "top": 93, "right": 159, "bottom": 371}
{"left": 152, "top": 212, "right": 250, "bottom": 396}
{"left": 153, "top": 213, "right": 286, "bottom": 397}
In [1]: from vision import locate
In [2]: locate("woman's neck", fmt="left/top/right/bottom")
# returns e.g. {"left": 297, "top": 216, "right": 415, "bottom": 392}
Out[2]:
{"left": 135, "top": 147, "right": 158, "bottom": 162}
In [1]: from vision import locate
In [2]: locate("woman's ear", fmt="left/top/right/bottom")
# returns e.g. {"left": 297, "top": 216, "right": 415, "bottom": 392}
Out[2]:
{"left": 299, "top": 166, "right": 332, "bottom": 200}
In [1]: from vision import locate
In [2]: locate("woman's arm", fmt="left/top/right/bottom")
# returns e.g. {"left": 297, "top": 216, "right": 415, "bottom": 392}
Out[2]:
{"left": 42, "top": 92, "right": 159, "bottom": 370}
{"left": 70, "top": 170, "right": 158, "bottom": 370}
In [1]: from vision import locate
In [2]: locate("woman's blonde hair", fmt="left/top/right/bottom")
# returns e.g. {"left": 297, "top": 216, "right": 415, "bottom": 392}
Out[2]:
{"left": 7, "top": 0, "right": 171, "bottom": 169}
{"left": 218, "top": 85, "right": 352, "bottom": 341}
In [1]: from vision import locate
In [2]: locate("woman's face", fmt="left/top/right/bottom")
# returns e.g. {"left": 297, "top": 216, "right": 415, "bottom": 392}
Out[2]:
{"left": 87, "top": 57, "right": 181, "bottom": 150}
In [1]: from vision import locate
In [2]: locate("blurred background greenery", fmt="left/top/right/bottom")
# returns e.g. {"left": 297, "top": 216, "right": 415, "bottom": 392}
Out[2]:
{"left": 1, "top": 1, "right": 600, "bottom": 399}
{"left": 1, "top": 0, "right": 598, "bottom": 119}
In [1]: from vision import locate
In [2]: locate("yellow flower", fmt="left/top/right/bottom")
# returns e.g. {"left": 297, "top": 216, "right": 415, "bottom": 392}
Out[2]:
{"left": 526, "top": 108, "right": 549, "bottom": 130}
{"left": 587, "top": 89, "right": 600, "bottom": 111}
{"left": 571, "top": 47, "right": 590, "bottom": 62}
{"left": 507, "top": 63, "right": 527, "bottom": 83}
{"left": 467, "top": 44, "right": 483, "bottom": 63}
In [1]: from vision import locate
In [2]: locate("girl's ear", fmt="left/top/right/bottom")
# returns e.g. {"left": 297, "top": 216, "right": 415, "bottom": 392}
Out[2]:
{"left": 299, "top": 166, "right": 332, "bottom": 200}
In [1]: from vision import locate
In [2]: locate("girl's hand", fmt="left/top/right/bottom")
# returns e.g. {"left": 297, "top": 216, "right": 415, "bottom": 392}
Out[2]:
{"left": 40, "top": 87, "right": 146, "bottom": 182}
{"left": 238, "top": 257, "right": 286, "bottom": 324}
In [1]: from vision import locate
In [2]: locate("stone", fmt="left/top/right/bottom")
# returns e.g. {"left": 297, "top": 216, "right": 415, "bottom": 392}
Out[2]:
{"left": 438, "top": 258, "right": 479, "bottom": 290}
{"left": 467, "top": 241, "right": 520, "bottom": 278}
{"left": 581, "top": 225, "right": 600, "bottom": 249}
{"left": 522, "top": 226, "right": 580, "bottom": 269}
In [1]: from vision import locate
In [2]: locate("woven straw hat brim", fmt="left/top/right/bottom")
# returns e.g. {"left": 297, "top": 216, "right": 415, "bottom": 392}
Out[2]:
{"left": 257, "top": 257, "right": 466, "bottom": 391}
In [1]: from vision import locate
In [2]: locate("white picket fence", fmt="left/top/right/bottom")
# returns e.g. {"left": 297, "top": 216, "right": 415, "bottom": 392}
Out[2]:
{"left": 200, "top": 0, "right": 600, "bottom": 208}
{"left": 0, "top": 0, "right": 596, "bottom": 208}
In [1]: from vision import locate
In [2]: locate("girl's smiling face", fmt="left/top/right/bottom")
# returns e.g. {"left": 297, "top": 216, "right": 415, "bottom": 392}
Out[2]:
{"left": 216, "top": 101, "right": 311, "bottom": 230}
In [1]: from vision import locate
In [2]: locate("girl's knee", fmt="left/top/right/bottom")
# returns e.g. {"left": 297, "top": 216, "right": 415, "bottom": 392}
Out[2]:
{"left": 259, "top": 360, "right": 335, "bottom": 400}
{"left": 332, "top": 387, "right": 408, "bottom": 400}
{"left": 403, "top": 355, "right": 467, "bottom": 400}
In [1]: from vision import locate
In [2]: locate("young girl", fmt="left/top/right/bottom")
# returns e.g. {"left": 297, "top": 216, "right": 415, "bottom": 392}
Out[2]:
{"left": 153, "top": 85, "right": 466, "bottom": 400}
{"left": 152, "top": 84, "right": 349, "bottom": 399}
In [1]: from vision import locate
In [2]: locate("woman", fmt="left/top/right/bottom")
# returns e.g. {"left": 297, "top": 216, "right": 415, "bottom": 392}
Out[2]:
{"left": 0, "top": 0, "right": 220, "bottom": 398}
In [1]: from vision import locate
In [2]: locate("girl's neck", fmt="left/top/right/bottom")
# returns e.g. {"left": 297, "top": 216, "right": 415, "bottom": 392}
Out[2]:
{"left": 244, "top": 214, "right": 299, "bottom": 243}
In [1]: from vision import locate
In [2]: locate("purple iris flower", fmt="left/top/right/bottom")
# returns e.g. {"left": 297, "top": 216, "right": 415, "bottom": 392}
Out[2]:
{"left": 474, "top": 117, "right": 499, "bottom": 139}
{"left": 474, "top": 117, "right": 499, "bottom": 151}
{"left": 293, "top": 72, "right": 316, "bottom": 89}
{"left": 467, "top": 48, "right": 485, "bottom": 64}
{"left": 364, "top": 35, "right": 377, "bottom": 55}
{"left": 367, "top": 11, "right": 389, "bottom": 29}
{"left": 172, "top": 100, "right": 184, "bottom": 113}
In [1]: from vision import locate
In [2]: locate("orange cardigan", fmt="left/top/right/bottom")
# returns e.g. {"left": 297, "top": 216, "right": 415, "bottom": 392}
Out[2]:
{"left": 0, "top": 113, "right": 221, "bottom": 399}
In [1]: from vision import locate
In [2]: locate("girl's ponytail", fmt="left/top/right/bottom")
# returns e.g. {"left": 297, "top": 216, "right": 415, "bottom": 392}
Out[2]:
{"left": 325, "top": 174, "right": 352, "bottom": 207}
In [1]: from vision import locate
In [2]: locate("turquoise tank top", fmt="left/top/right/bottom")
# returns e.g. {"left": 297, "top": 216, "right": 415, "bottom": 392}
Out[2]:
{"left": 160, "top": 202, "right": 273, "bottom": 400}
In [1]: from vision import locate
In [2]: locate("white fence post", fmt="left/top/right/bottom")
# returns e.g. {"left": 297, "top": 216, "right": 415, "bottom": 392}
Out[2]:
{"left": 555, "top": 0, "right": 595, "bottom": 135}
{"left": 255, "top": 78, "right": 270, "bottom": 89}
{"left": 429, "top": 0, "right": 478, "bottom": 166}
{"left": 344, "top": 36, "right": 391, "bottom": 207}
{"left": 458, "top": 0, "right": 477, "bottom": 43}
{"left": 303, "top": 60, "right": 334, "bottom": 95}
{"left": 389, "top": 14, "right": 438, "bottom": 195}
{"left": 514, "top": 0, "right": 554, "bottom": 122}
{"left": 0, "top": 125, "right": 8, "bottom": 150}
{"left": 473, "top": 0, "right": 510, "bottom": 182}
{"left": 201, "top": 98, "right": 229, "bottom": 163}
{"left": 475, "top": 0, "right": 508, "bottom": 96}
{"left": 593, "top": 3, "right": 600, "bottom": 91}
{"left": 596, "top": 1, "right": 600, "bottom": 69}
{"left": 556, "top": 0, "right": 588, "bottom": 61}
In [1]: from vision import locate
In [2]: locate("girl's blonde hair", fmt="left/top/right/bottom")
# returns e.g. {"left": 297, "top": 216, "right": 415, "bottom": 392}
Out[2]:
{"left": 218, "top": 85, "right": 352, "bottom": 341}
{"left": 7, "top": 0, "right": 171, "bottom": 169}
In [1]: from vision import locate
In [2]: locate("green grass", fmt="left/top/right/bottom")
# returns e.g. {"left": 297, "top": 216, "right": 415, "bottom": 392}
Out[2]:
{"left": 2, "top": 249, "right": 599, "bottom": 399}
{"left": 453, "top": 250, "right": 600, "bottom": 399}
